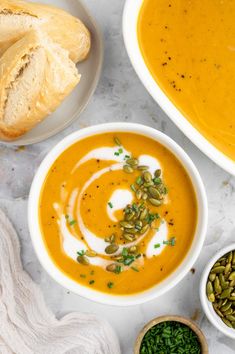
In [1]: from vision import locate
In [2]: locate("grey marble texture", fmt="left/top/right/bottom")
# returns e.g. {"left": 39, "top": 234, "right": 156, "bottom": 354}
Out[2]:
{"left": 1, "top": 1, "right": 235, "bottom": 353}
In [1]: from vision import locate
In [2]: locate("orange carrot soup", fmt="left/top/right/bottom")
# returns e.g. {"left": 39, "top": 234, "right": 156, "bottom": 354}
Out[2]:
{"left": 138, "top": 0, "right": 235, "bottom": 161}
{"left": 39, "top": 132, "right": 197, "bottom": 295}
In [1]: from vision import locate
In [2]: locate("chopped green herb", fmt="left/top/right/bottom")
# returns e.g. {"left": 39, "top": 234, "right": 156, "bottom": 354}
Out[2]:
{"left": 118, "top": 148, "right": 123, "bottom": 154}
{"left": 114, "top": 152, "right": 119, "bottom": 156}
{"left": 114, "top": 265, "right": 122, "bottom": 274}
{"left": 131, "top": 266, "right": 139, "bottom": 272}
{"left": 124, "top": 154, "right": 131, "bottom": 160}
{"left": 108, "top": 202, "right": 113, "bottom": 208}
{"left": 77, "top": 250, "right": 85, "bottom": 256}
{"left": 140, "top": 321, "right": 201, "bottom": 354}
{"left": 146, "top": 213, "right": 160, "bottom": 224}
{"left": 69, "top": 219, "right": 77, "bottom": 226}
{"left": 154, "top": 243, "right": 160, "bottom": 248}
{"left": 107, "top": 282, "right": 114, "bottom": 289}
{"left": 89, "top": 280, "right": 95, "bottom": 285}
{"left": 122, "top": 248, "right": 128, "bottom": 257}
{"left": 163, "top": 237, "right": 176, "bottom": 246}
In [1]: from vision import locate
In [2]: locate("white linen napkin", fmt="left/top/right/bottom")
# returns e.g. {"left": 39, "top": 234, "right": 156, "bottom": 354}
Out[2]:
{"left": 0, "top": 208, "right": 121, "bottom": 354}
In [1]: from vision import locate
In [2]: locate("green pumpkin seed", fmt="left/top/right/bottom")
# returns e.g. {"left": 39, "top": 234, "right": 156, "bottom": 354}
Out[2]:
{"left": 226, "top": 315, "right": 235, "bottom": 322}
{"left": 154, "top": 169, "right": 161, "bottom": 177}
{"left": 106, "top": 263, "right": 120, "bottom": 272}
{"left": 229, "top": 272, "right": 235, "bottom": 280}
{"left": 137, "top": 165, "right": 148, "bottom": 171}
{"left": 126, "top": 158, "right": 138, "bottom": 167}
{"left": 123, "top": 233, "right": 134, "bottom": 241}
{"left": 85, "top": 250, "right": 97, "bottom": 257}
{"left": 139, "top": 208, "right": 148, "bottom": 220}
{"left": 211, "top": 266, "right": 225, "bottom": 274}
{"left": 225, "top": 263, "right": 232, "bottom": 275}
{"left": 142, "top": 193, "right": 148, "bottom": 200}
{"left": 125, "top": 211, "right": 135, "bottom": 221}
{"left": 213, "top": 305, "right": 224, "bottom": 317}
{"left": 140, "top": 224, "right": 150, "bottom": 234}
{"left": 228, "top": 252, "right": 233, "bottom": 264}
{"left": 208, "top": 293, "right": 215, "bottom": 302}
{"left": 77, "top": 255, "right": 90, "bottom": 265}
{"left": 125, "top": 228, "right": 138, "bottom": 234}
{"left": 105, "top": 244, "right": 119, "bottom": 254}
{"left": 120, "top": 221, "right": 134, "bottom": 229}
{"left": 221, "top": 301, "right": 232, "bottom": 312}
{"left": 213, "top": 262, "right": 221, "bottom": 268}
{"left": 144, "top": 181, "right": 154, "bottom": 187}
{"left": 206, "top": 281, "right": 213, "bottom": 296}
{"left": 232, "top": 252, "right": 235, "bottom": 265}
{"left": 220, "top": 287, "right": 233, "bottom": 299}
{"left": 219, "top": 274, "right": 229, "bottom": 289}
{"left": 129, "top": 246, "right": 137, "bottom": 253}
{"left": 214, "top": 276, "right": 222, "bottom": 294}
{"left": 149, "top": 198, "right": 162, "bottom": 207}
{"left": 209, "top": 273, "right": 216, "bottom": 282}
{"left": 224, "top": 308, "right": 233, "bottom": 316}
{"left": 143, "top": 171, "right": 152, "bottom": 183}
{"left": 123, "top": 165, "right": 134, "bottom": 173}
{"left": 136, "top": 190, "right": 142, "bottom": 200}
{"left": 114, "top": 137, "right": 121, "bottom": 146}
{"left": 148, "top": 186, "right": 161, "bottom": 199}
{"left": 222, "top": 318, "right": 233, "bottom": 328}
{"left": 222, "top": 299, "right": 228, "bottom": 306}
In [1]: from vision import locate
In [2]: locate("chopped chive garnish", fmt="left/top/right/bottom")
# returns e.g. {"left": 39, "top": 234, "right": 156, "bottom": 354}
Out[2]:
{"left": 122, "top": 248, "right": 128, "bottom": 257}
{"left": 69, "top": 219, "right": 77, "bottom": 226}
{"left": 77, "top": 250, "right": 85, "bottom": 256}
{"left": 89, "top": 280, "right": 95, "bottom": 285}
{"left": 163, "top": 237, "right": 176, "bottom": 246}
{"left": 114, "top": 152, "right": 119, "bottom": 156}
{"left": 107, "top": 282, "right": 114, "bottom": 289}
{"left": 131, "top": 266, "right": 139, "bottom": 272}
{"left": 154, "top": 243, "right": 161, "bottom": 248}
{"left": 108, "top": 202, "right": 113, "bottom": 208}
{"left": 118, "top": 148, "right": 123, "bottom": 154}
{"left": 124, "top": 154, "right": 131, "bottom": 159}
{"left": 114, "top": 265, "right": 122, "bottom": 274}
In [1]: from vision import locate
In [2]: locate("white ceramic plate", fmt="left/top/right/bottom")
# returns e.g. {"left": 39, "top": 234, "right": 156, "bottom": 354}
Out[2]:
{"left": 28, "top": 122, "right": 208, "bottom": 306}
{"left": 3, "top": 0, "right": 103, "bottom": 146}
{"left": 123, "top": 0, "right": 235, "bottom": 176}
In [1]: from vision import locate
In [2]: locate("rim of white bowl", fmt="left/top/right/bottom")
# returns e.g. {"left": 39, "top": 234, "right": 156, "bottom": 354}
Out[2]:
{"left": 200, "top": 244, "right": 235, "bottom": 338}
{"left": 28, "top": 122, "right": 208, "bottom": 306}
{"left": 122, "top": 0, "right": 235, "bottom": 176}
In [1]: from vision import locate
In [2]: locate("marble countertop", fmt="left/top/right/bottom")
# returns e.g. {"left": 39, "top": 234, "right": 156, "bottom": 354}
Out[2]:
{"left": 1, "top": 1, "right": 235, "bottom": 353}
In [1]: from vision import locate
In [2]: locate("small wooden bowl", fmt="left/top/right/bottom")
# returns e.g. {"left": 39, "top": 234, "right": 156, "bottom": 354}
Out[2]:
{"left": 134, "top": 315, "right": 208, "bottom": 354}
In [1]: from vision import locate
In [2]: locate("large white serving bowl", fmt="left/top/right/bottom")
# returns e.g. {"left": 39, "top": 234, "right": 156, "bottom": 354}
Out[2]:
{"left": 123, "top": 0, "right": 235, "bottom": 176}
{"left": 28, "top": 122, "right": 208, "bottom": 306}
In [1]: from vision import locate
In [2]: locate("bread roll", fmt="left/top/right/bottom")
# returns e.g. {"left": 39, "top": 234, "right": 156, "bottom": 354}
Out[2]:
{"left": 0, "top": 0, "right": 91, "bottom": 63}
{"left": 0, "top": 30, "right": 81, "bottom": 140}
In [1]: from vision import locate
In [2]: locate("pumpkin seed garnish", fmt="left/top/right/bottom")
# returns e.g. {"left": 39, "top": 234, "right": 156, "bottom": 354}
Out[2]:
{"left": 206, "top": 250, "right": 235, "bottom": 329}
{"left": 77, "top": 255, "right": 90, "bottom": 265}
{"left": 123, "top": 165, "right": 134, "bottom": 173}
{"left": 105, "top": 244, "right": 119, "bottom": 254}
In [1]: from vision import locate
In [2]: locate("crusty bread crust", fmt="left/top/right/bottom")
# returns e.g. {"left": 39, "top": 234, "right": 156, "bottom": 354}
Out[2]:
{"left": 0, "top": 30, "right": 81, "bottom": 140}
{"left": 0, "top": 0, "right": 91, "bottom": 63}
